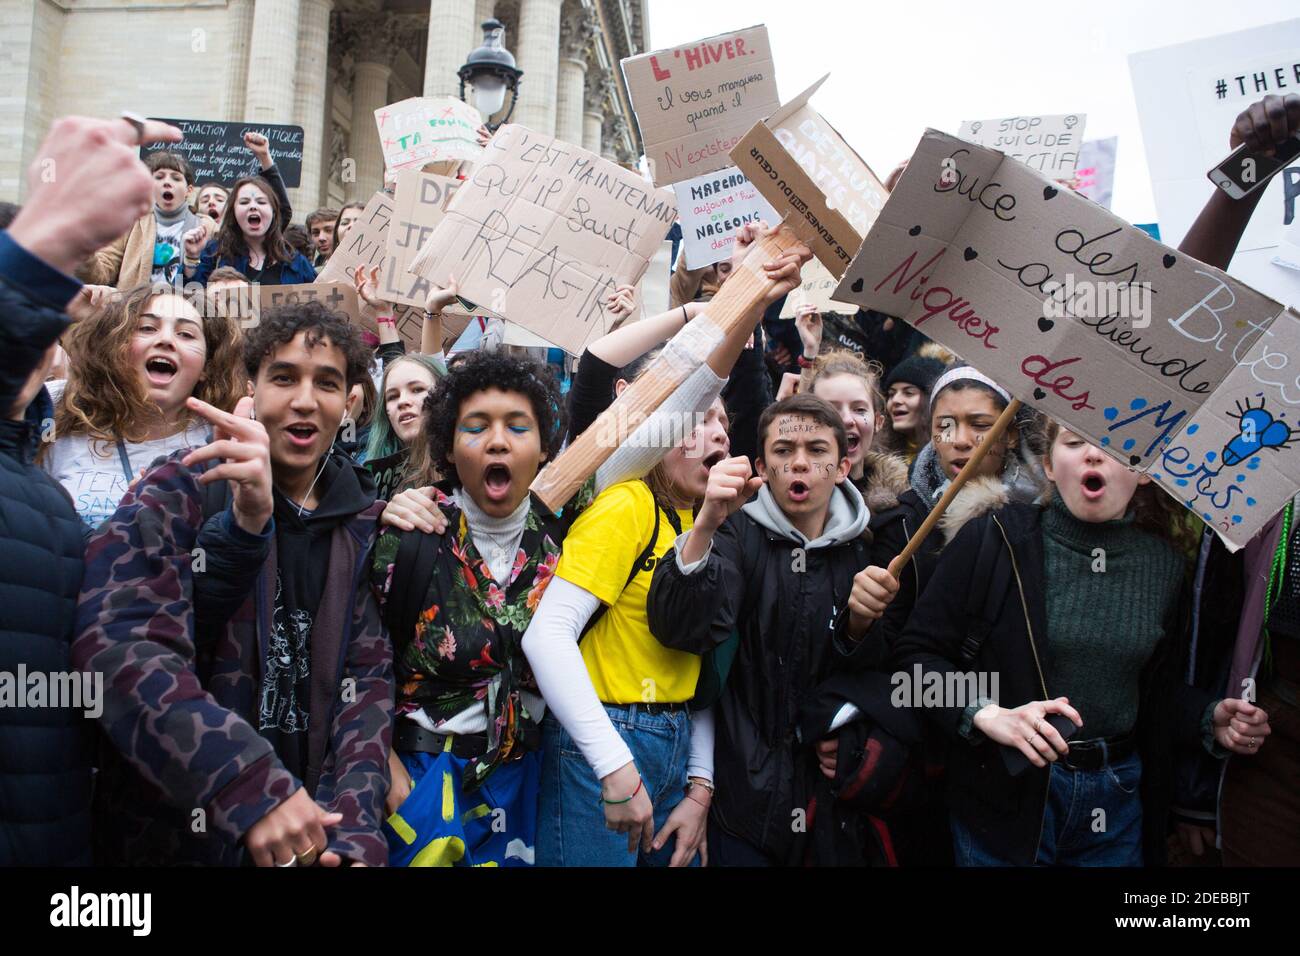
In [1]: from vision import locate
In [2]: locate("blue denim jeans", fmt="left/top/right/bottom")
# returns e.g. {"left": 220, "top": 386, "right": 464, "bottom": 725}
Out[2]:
{"left": 953, "top": 749, "right": 1144, "bottom": 866}
{"left": 536, "top": 704, "right": 699, "bottom": 867}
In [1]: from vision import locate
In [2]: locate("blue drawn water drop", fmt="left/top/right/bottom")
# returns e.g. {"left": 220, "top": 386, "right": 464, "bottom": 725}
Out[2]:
{"left": 1203, "top": 513, "right": 1213, "bottom": 521}
{"left": 1122, "top": 438, "right": 1136, "bottom": 451}
{"left": 1248, "top": 457, "right": 1261, "bottom": 470}
{"left": 1232, "top": 515, "right": 1243, "bottom": 524}
{"left": 1100, "top": 436, "right": 1110, "bottom": 446}
{"left": 1187, "top": 424, "right": 1199, "bottom": 435}
{"left": 1237, "top": 474, "right": 1246, "bottom": 483}
{"left": 1175, "top": 478, "right": 1189, "bottom": 487}
{"left": 1151, "top": 472, "right": 1162, "bottom": 481}
{"left": 1206, "top": 451, "right": 1217, "bottom": 462}
{"left": 1130, "top": 398, "right": 1147, "bottom": 410}
{"left": 1103, "top": 407, "right": 1118, "bottom": 421}
{"left": 1247, "top": 497, "right": 1257, "bottom": 507}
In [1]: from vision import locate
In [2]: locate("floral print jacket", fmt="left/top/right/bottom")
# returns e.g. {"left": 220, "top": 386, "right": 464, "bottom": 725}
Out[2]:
{"left": 372, "top": 485, "right": 586, "bottom": 790}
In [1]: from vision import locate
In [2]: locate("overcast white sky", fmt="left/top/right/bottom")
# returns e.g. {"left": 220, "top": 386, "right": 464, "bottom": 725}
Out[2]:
{"left": 646, "top": 0, "right": 1298, "bottom": 226}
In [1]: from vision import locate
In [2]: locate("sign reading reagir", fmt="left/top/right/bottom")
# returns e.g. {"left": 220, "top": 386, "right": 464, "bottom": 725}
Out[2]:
{"left": 622, "top": 25, "right": 780, "bottom": 188}
{"left": 411, "top": 124, "right": 676, "bottom": 355}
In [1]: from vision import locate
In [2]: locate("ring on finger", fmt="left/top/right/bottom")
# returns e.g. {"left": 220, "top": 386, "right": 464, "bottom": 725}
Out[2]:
{"left": 120, "top": 110, "right": 147, "bottom": 146}
{"left": 295, "top": 845, "right": 321, "bottom": 867}
{"left": 276, "top": 855, "right": 298, "bottom": 868}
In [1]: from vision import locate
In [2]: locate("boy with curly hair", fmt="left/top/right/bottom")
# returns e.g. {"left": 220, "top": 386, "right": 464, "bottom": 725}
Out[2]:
{"left": 74, "top": 300, "right": 393, "bottom": 867}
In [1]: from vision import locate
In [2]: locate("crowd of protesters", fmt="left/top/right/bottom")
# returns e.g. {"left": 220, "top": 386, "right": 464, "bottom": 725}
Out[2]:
{"left": 0, "top": 90, "right": 1297, "bottom": 869}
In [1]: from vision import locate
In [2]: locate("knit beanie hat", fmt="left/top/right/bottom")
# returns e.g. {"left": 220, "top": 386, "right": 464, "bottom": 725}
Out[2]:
{"left": 884, "top": 353, "right": 946, "bottom": 393}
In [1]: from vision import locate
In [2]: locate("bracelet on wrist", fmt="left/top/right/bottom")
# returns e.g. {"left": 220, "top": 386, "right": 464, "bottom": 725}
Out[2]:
{"left": 797, "top": 354, "right": 816, "bottom": 369}
{"left": 599, "top": 775, "right": 643, "bottom": 806}
{"left": 376, "top": 315, "right": 396, "bottom": 326}
{"left": 686, "top": 777, "right": 714, "bottom": 795}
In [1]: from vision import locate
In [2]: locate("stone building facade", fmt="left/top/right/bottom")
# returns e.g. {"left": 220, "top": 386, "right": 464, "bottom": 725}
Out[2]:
{"left": 1, "top": 0, "right": 649, "bottom": 214}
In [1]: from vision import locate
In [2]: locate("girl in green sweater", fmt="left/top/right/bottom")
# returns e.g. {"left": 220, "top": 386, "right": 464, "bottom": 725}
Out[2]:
{"left": 894, "top": 419, "right": 1272, "bottom": 866}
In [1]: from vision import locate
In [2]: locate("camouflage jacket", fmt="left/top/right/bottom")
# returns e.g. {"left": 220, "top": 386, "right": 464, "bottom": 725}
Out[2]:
{"left": 72, "top": 453, "right": 393, "bottom": 866}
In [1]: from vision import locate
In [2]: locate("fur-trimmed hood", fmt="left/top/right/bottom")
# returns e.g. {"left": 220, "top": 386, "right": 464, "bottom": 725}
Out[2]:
{"left": 936, "top": 475, "right": 1011, "bottom": 544}
{"left": 908, "top": 441, "right": 1047, "bottom": 547}
{"left": 856, "top": 450, "right": 910, "bottom": 514}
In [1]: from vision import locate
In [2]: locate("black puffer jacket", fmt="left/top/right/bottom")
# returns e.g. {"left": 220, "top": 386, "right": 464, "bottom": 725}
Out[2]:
{"left": 647, "top": 481, "right": 908, "bottom": 862}
{"left": 0, "top": 233, "right": 93, "bottom": 865}
{"left": 891, "top": 502, "right": 1210, "bottom": 865}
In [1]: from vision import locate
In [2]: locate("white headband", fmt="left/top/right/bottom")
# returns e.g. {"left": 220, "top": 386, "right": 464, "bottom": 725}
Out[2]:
{"left": 930, "top": 366, "right": 1012, "bottom": 405}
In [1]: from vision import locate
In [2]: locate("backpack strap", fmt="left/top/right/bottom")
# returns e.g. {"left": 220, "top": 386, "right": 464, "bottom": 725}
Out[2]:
{"left": 959, "top": 517, "right": 1012, "bottom": 665}
{"left": 385, "top": 525, "right": 445, "bottom": 650}
{"left": 580, "top": 494, "right": 665, "bottom": 640}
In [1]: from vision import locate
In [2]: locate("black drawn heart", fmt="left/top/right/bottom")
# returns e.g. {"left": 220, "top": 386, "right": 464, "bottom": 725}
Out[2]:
{"left": 1033, "top": 388, "right": 1047, "bottom": 400}
{"left": 1162, "top": 254, "right": 1176, "bottom": 269}
{"left": 1043, "top": 186, "right": 1058, "bottom": 200}
{"left": 1037, "top": 316, "right": 1054, "bottom": 333}
{"left": 964, "top": 247, "right": 978, "bottom": 261}
{"left": 1129, "top": 455, "right": 1141, "bottom": 466}
{"left": 908, "top": 225, "right": 922, "bottom": 237}
{"left": 851, "top": 277, "right": 864, "bottom": 293}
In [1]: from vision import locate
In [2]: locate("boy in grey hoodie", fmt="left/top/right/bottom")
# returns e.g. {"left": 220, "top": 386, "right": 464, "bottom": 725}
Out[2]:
{"left": 647, "top": 394, "right": 904, "bottom": 865}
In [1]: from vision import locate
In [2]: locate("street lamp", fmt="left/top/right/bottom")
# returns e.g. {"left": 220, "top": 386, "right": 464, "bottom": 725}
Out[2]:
{"left": 458, "top": 18, "right": 523, "bottom": 131}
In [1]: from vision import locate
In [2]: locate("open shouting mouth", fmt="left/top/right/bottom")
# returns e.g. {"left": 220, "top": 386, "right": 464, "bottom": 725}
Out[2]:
{"left": 787, "top": 478, "right": 810, "bottom": 503}
{"left": 246, "top": 209, "right": 265, "bottom": 232}
{"left": 284, "top": 421, "right": 319, "bottom": 449}
{"left": 1081, "top": 470, "right": 1107, "bottom": 502}
{"left": 144, "top": 355, "right": 178, "bottom": 387}
{"left": 483, "top": 462, "right": 513, "bottom": 503}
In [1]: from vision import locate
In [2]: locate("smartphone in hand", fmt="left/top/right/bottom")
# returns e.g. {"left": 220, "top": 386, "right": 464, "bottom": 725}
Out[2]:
{"left": 1207, "top": 137, "right": 1300, "bottom": 199}
{"left": 1000, "top": 712, "right": 1079, "bottom": 777}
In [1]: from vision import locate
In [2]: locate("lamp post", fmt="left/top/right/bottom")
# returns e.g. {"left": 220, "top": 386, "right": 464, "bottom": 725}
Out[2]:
{"left": 457, "top": 18, "right": 523, "bottom": 131}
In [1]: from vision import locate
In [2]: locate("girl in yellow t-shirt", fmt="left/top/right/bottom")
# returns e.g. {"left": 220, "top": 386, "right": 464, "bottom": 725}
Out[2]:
{"left": 522, "top": 222, "right": 811, "bottom": 867}
{"left": 523, "top": 400, "right": 729, "bottom": 867}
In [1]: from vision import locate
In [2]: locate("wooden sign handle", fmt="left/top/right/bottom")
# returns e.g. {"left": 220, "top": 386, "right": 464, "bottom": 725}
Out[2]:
{"left": 886, "top": 398, "right": 1023, "bottom": 579}
{"left": 530, "top": 221, "right": 803, "bottom": 512}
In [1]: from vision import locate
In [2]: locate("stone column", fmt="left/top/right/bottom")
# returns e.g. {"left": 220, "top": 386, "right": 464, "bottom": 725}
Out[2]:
{"left": 351, "top": 58, "right": 393, "bottom": 199}
{"left": 423, "top": 0, "right": 479, "bottom": 98}
{"left": 583, "top": 66, "right": 610, "bottom": 155}
{"left": 513, "top": 0, "right": 562, "bottom": 134}
{"left": 223, "top": 0, "right": 255, "bottom": 121}
{"left": 291, "top": 0, "right": 334, "bottom": 212}
{"left": 555, "top": 4, "right": 594, "bottom": 147}
{"left": 246, "top": 0, "right": 301, "bottom": 123}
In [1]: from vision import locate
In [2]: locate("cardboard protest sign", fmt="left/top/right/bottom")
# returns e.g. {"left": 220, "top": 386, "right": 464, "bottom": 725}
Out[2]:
{"left": 673, "top": 166, "right": 779, "bottom": 268}
{"left": 731, "top": 75, "right": 887, "bottom": 279}
{"left": 1129, "top": 21, "right": 1300, "bottom": 306}
{"left": 622, "top": 25, "right": 780, "bottom": 187}
{"left": 206, "top": 281, "right": 361, "bottom": 328}
{"left": 261, "top": 282, "right": 361, "bottom": 325}
{"left": 1075, "top": 137, "right": 1117, "bottom": 209}
{"left": 141, "top": 118, "right": 304, "bottom": 187}
{"left": 315, "top": 190, "right": 430, "bottom": 350}
{"left": 409, "top": 124, "right": 676, "bottom": 356}
{"left": 956, "top": 114, "right": 1086, "bottom": 178}
{"left": 375, "top": 97, "right": 484, "bottom": 172}
{"left": 386, "top": 169, "right": 463, "bottom": 303}
{"left": 833, "top": 128, "right": 1300, "bottom": 550}
{"left": 779, "top": 257, "right": 859, "bottom": 318}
